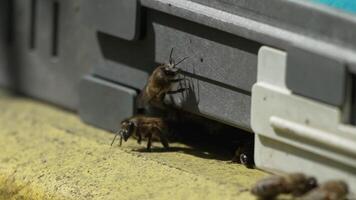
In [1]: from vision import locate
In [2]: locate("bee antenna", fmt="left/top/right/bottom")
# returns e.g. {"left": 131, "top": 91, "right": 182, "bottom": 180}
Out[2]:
{"left": 169, "top": 48, "right": 174, "bottom": 64}
{"left": 111, "top": 133, "right": 118, "bottom": 146}
{"left": 175, "top": 57, "right": 189, "bottom": 67}
{"left": 111, "top": 130, "right": 122, "bottom": 146}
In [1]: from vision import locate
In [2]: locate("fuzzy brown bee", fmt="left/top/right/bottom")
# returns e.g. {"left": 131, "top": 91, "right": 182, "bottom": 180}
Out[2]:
{"left": 111, "top": 115, "right": 170, "bottom": 151}
{"left": 299, "top": 180, "right": 348, "bottom": 200}
{"left": 138, "top": 48, "right": 188, "bottom": 109}
{"left": 251, "top": 173, "right": 318, "bottom": 199}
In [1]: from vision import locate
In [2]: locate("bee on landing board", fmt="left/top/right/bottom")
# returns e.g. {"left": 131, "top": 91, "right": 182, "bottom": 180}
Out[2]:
{"left": 231, "top": 136, "right": 255, "bottom": 168}
{"left": 137, "top": 48, "right": 188, "bottom": 110}
{"left": 226, "top": 130, "right": 255, "bottom": 168}
{"left": 251, "top": 173, "right": 318, "bottom": 199}
{"left": 299, "top": 180, "right": 348, "bottom": 200}
{"left": 111, "top": 115, "right": 169, "bottom": 151}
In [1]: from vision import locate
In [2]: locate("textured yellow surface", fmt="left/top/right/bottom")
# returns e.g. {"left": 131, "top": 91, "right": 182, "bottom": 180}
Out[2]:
{"left": 0, "top": 91, "right": 267, "bottom": 200}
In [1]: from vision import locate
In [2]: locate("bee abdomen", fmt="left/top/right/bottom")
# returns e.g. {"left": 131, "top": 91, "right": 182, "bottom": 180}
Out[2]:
{"left": 251, "top": 173, "right": 317, "bottom": 199}
{"left": 251, "top": 176, "right": 287, "bottom": 198}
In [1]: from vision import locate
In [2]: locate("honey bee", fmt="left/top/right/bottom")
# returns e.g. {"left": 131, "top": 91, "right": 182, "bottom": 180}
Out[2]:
{"left": 111, "top": 115, "right": 169, "bottom": 151}
{"left": 299, "top": 180, "right": 348, "bottom": 200}
{"left": 232, "top": 147, "right": 253, "bottom": 168}
{"left": 251, "top": 173, "right": 318, "bottom": 199}
{"left": 137, "top": 48, "right": 188, "bottom": 109}
{"left": 231, "top": 137, "right": 254, "bottom": 168}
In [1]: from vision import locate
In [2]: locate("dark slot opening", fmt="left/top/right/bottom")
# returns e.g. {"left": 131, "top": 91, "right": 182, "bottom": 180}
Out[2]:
{"left": 351, "top": 74, "right": 356, "bottom": 125}
{"left": 7, "top": 0, "right": 14, "bottom": 44}
{"left": 51, "top": 1, "right": 60, "bottom": 56}
{"left": 29, "top": 0, "right": 37, "bottom": 49}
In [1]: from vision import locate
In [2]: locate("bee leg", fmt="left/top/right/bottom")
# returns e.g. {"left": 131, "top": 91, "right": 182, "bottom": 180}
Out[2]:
{"left": 153, "top": 127, "right": 169, "bottom": 150}
{"left": 137, "top": 134, "right": 142, "bottom": 144}
{"left": 146, "top": 133, "right": 152, "bottom": 152}
{"left": 169, "top": 78, "right": 186, "bottom": 83}
{"left": 231, "top": 147, "right": 242, "bottom": 163}
{"left": 166, "top": 88, "right": 187, "bottom": 94}
{"left": 135, "top": 127, "right": 142, "bottom": 144}
{"left": 159, "top": 134, "right": 170, "bottom": 149}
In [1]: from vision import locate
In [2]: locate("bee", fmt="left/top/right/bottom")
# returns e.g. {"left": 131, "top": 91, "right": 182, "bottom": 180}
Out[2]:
{"left": 299, "top": 180, "right": 348, "bottom": 200}
{"left": 111, "top": 115, "right": 170, "bottom": 151}
{"left": 231, "top": 136, "right": 255, "bottom": 168}
{"left": 137, "top": 48, "right": 188, "bottom": 110}
{"left": 251, "top": 173, "right": 318, "bottom": 199}
{"left": 232, "top": 147, "right": 254, "bottom": 168}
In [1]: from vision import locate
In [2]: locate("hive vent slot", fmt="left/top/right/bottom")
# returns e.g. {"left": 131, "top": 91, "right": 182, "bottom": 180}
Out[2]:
{"left": 51, "top": 1, "right": 60, "bottom": 56}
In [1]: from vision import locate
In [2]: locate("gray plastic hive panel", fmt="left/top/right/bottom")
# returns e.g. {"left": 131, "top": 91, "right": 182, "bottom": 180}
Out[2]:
{"left": 0, "top": 0, "right": 10, "bottom": 87}
{"left": 79, "top": 75, "right": 137, "bottom": 132}
{"left": 286, "top": 47, "right": 347, "bottom": 106}
{"left": 167, "top": 77, "right": 251, "bottom": 130}
{"left": 81, "top": 0, "right": 140, "bottom": 41}
{"left": 94, "top": 31, "right": 156, "bottom": 90}
{"left": 5, "top": 0, "right": 99, "bottom": 109}
{"left": 141, "top": 0, "right": 356, "bottom": 70}
{"left": 189, "top": 0, "right": 356, "bottom": 50}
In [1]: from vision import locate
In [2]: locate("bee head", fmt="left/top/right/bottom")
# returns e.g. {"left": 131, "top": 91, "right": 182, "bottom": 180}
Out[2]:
{"left": 111, "top": 119, "right": 136, "bottom": 147}
{"left": 163, "top": 48, "right": 188, "bottom": 76}
{"left": 121, "top": 120, "right": 135, "bottom": 141}
{"left": 305, "top": 177, "right": 318, "bottom": 190}
{"left": 162, "top": 64, "right": 179, "bottom": 76}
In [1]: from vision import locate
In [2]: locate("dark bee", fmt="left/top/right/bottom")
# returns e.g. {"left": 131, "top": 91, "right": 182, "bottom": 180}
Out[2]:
{"left": 251, "top": 173, "right": 318, "bottom": 199}
{"left": 111, "top": 115, "right": 169, "bottom": 151}
{"left": 138, "top": 48, "right": 188, "bottom": 109}
{"left": 231, "top": 136, "right": 255, "bottom": 168}
{"left": 299, "top": 180, "right": 348, "bottom": 200}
